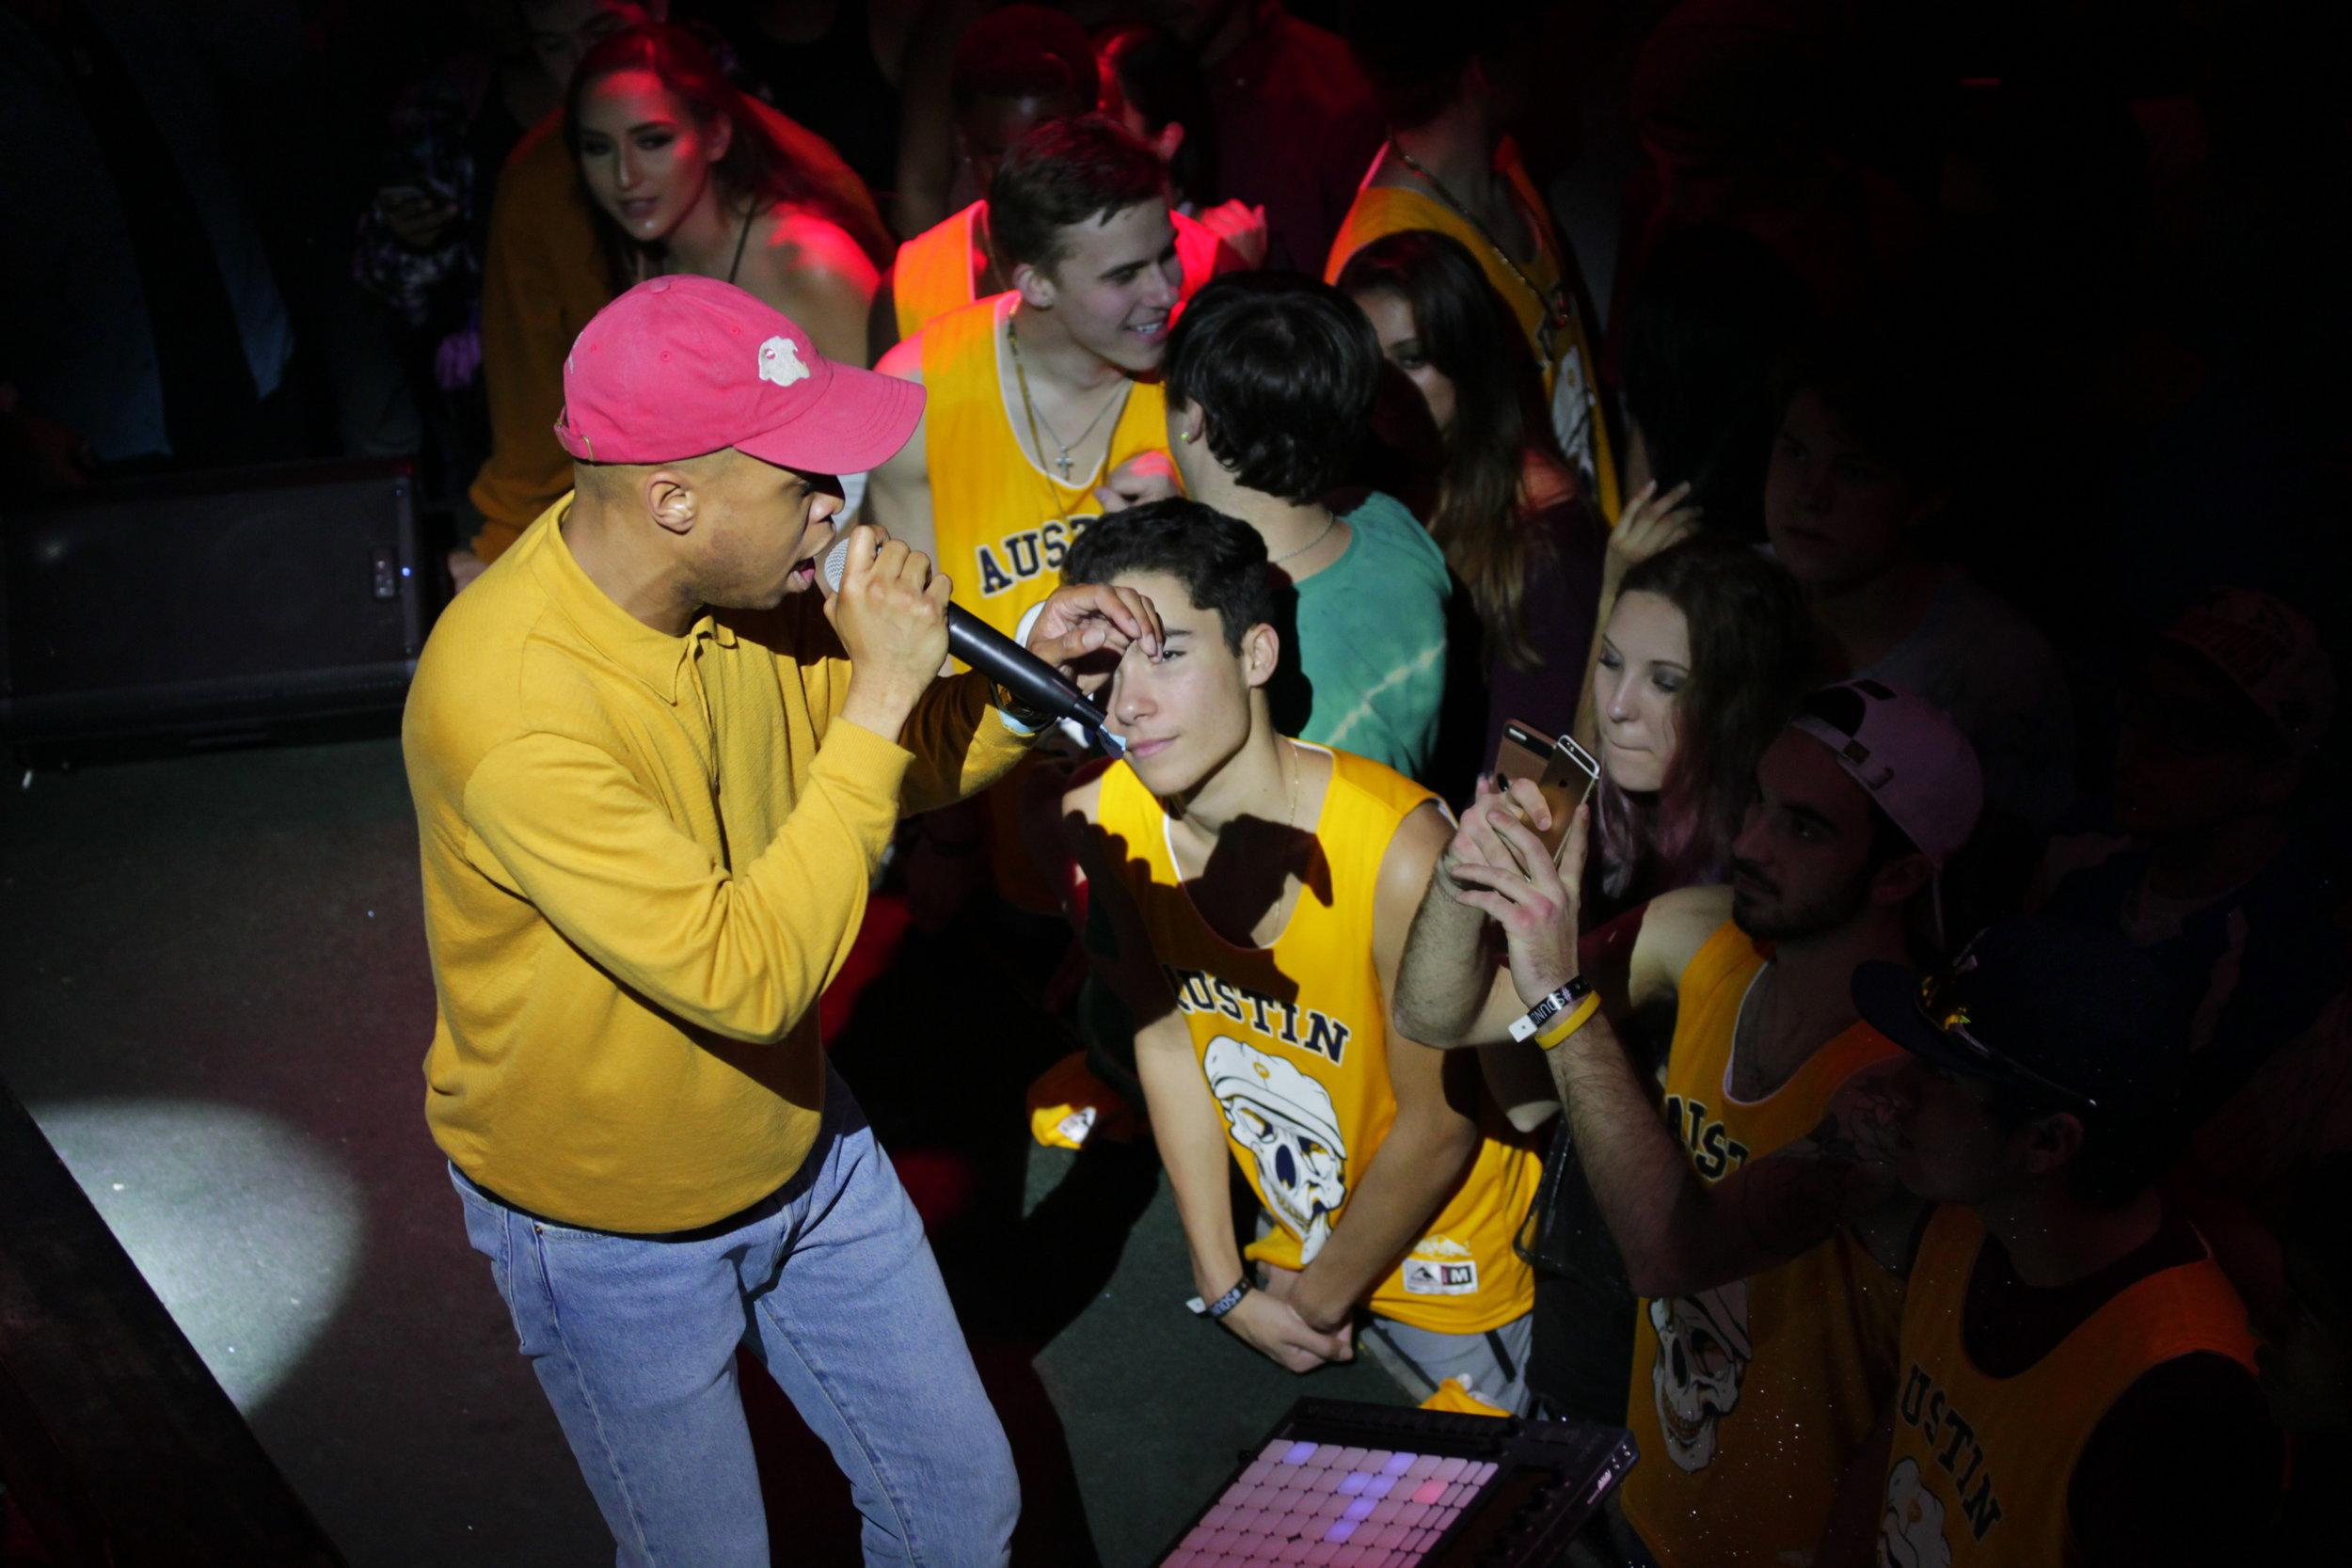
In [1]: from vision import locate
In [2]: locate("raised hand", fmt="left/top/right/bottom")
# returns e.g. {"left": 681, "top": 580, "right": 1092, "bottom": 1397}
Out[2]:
{"left": 1445, "top": 790, "right": 1588, "bottom": 1004}
{"left": 1604, "top": 479, "right": 1702, "bottom": 586}
{"left": 1196, "top": 199, "right": 1270, "bottom": 269}
{"left": 1437, "top": 772, "right": 1554, "bottom": 890}
{"left": 824, "top": 522, "right": 951, "bottom": 736}
{"left": 1025, "top": 580, "right": 1164, "bottom": 696}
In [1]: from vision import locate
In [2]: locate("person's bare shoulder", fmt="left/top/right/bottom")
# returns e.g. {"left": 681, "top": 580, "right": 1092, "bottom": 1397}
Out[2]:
{"left": 1629, "top": 882, "right": 1735, "bottom": 1006}
{"left": 759, "top": 206, "right": 882, "bottom": 291}
{"left": 1057, "top": 756, "right": 1115, "bottom": 837}
{"left": 873, "top": 325, "right": 928, "bottom": 387}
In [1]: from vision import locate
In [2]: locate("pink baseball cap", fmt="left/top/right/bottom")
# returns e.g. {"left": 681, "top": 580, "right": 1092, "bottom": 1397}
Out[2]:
{"left": 553, "top": 275, "right": 923, "bottom": 474}
{"left": 1788, "top": 679, "right": 1983, "bottom": 864}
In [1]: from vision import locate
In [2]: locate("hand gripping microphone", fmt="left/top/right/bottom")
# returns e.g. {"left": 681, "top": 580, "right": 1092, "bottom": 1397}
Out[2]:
{"left": 821, "top": 534, "right": 1125, "bottom": 755}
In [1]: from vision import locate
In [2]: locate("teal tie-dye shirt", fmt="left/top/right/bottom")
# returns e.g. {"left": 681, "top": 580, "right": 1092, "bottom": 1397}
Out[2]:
{"left": 1271, "top": 491, "right": 1451, "bottom": 782}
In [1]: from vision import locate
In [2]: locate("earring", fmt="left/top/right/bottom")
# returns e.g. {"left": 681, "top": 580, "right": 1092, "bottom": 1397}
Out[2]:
{"left": 1180, "top": 429, "right": 1198, "bottom": 443}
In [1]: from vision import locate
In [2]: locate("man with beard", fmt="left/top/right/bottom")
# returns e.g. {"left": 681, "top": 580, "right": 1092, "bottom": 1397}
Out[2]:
{"left": 1396, "top": 679, "right": 1982, "bottom": 1567}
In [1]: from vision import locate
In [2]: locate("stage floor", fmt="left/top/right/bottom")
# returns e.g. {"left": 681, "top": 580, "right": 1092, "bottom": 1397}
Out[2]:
{"left": 0, "top": 730, "right": 1405, "bottom": 1566}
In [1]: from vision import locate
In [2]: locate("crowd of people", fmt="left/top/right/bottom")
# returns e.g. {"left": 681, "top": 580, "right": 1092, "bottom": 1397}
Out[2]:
{"left": 16, "top": 3, "right": 2345, "bottom": 1565}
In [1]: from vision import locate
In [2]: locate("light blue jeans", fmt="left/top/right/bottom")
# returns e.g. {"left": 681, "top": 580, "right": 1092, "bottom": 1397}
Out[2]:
{"left": 451, "top": 1067, "right": 1019, "bottom": 1566}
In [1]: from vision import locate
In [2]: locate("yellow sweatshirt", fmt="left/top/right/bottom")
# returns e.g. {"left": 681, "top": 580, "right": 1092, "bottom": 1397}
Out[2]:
{"left": 403, "top": 498, "right": 1028, "bottom": 1232}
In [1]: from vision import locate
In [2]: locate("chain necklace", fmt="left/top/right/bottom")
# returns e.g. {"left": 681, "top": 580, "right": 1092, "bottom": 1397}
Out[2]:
{"left": 1168, "top": 739, "right": 1302, "bottom": 923}
{"left": 1007, "top": 311, "right": 1127, "bottom": 484}
{"left": 1269, "top": 509, "right": 1339, "bottom": 566}
{"left": 1389, "top": 142, "right": 1574, "bottom": 360}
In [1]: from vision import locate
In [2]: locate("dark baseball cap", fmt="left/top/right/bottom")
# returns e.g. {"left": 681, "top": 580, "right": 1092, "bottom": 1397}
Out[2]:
{"left": 1851, "top": 916, "right": 2186, "bottom": 1118}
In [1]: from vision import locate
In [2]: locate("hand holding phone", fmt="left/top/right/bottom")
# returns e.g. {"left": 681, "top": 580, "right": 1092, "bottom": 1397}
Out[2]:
{"left": 1492, "top": 721, "right": 1600, "bottom": 866}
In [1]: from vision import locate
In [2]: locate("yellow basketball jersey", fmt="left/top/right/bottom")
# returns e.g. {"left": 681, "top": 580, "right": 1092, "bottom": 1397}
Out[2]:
{"left": 1878, "top": 1206, "right": 2258, "bottom": 1568}
{"left": 1096, "top": 745, "right": 1541, "bottom": 1335}
{"left": 895, "top": 203, "right": 1234, "bottom": 344}
{"left": 893, "top": 201, "right": 985, "bottom": 342}
{"left": 1326, "top": 142, "right": 1621, "bottom": 524}
{"left": 1619, "top": 921, "right": 1907, "bottom": 1568}
{"left": 917, "top": 293, "right": 1168, "bottom": 642}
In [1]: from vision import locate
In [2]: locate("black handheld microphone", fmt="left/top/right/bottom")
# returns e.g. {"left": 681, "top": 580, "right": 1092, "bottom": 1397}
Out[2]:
{"left": 821, "top": 535, "right": 1125, "bottom": 755}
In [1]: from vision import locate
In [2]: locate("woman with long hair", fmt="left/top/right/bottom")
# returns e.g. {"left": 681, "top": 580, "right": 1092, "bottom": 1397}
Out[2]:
{"left": 1337, "top": 229, "right": 1607, "bottom": 773}
{"left": 1585, "top": 533, "right": 1819, "bottom": 915}
{"left": 566, "top": 23, "right": 878, "bottom": 369}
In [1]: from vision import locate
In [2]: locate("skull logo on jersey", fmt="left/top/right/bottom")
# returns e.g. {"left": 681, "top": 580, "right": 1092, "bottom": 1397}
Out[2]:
{"left": 1877, "top": 1458, "right": 1953, "bottom": 1568}
{"left": 1650, "top": 1281, "right": 1752, "bottom": 1471}
{"left": 1203, "top": 1036, "right": 1348, "bottom": 1263}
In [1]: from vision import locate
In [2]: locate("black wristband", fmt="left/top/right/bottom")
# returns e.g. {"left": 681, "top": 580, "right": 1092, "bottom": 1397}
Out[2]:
{"left": 1194, "top": 1277, "right": 1251, "bottom": 1322}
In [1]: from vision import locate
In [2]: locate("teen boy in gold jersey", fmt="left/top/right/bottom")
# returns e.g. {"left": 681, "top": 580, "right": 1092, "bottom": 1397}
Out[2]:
{"left": 1051, "top": 500, "right": 1542, "bottom": 1409}
{"left": 864, "top": 114, "right": 1182, "bottom": 914}
{"left": 865, "top": 115, "right": 1180, "bottom": 646}
{"left": 1836, "top": 918, "right": 2277, "bottom": 1568}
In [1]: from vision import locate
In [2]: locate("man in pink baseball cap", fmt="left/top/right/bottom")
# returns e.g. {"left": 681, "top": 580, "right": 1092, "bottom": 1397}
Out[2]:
{"left": 1392, "top": 678, "right": 1984, "bottom": 1566}
{"left": 401, "top": 276, "right": 1160, "bottom": 1566}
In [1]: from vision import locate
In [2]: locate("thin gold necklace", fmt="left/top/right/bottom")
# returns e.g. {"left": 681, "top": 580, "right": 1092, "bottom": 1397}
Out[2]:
{"left": 1390, "top": 142, "right": 1573, "bottom": 357}
{"left": 1169, "top": 739, "right": 1300, "bottom": 896}
{"left": 1007, "top": 312, "right": 1127, "bottom": 485}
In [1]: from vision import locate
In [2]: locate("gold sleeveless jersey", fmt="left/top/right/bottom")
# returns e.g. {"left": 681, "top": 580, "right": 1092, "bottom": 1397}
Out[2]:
{"left": 1326, "top": 141, "right": 1621, "bottom": 524}
{"left": 1877, "top": 1206, "right": 2257, "bottom": 1568}
{"left": 894, "top": 201, "right": 1232, "bottom": 342}
{"left": 892, "top": 201, "right": 987, "bottom": 342}
{"left": 1619, "top": 921, "right": 1907, "bottom": 1568}
{"left": 1096, "top": 745, "right": 1540, "bottom": 1334}
{"left": 916, "top": 293, "right": 1168, "bottom": 642}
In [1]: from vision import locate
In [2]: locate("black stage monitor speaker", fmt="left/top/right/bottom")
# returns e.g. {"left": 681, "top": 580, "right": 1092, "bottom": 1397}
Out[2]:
{"left": 0, "top": 459, "right": 437, "bottom": 752}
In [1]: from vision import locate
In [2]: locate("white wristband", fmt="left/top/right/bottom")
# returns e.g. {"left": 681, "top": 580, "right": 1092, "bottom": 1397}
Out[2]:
{"left": 1508, "top": 976, "right": 1592, "bottom": 1042}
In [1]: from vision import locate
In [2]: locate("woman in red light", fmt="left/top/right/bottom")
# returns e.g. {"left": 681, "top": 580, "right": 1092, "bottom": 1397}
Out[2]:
{"left": 566, "top": 23, "right": 877, "bottom": 369}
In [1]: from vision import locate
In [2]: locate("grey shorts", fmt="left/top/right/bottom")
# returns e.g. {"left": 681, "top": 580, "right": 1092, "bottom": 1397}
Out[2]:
{"left": 1363, "top": 1310, "right": 1535, "bottom": 1416}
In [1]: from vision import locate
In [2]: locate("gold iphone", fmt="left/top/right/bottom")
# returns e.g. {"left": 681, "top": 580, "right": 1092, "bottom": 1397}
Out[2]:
{"left": 1493, "top": 721, "right": 1601, "bottom": 863}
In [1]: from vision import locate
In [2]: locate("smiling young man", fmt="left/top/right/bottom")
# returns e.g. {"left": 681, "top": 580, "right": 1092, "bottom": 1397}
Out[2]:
{"left": 402, "top": 276, "right": 1159, "bottom": 1566}
{"left": 866, "top": 4, "right": 1100, "bottom": 359}
{"left": 865, "top": 113, "right": 1179, "bottom": 640}
{"left": 867, "top": 7, "right": 1257, "bottom": 361}
{"left": 1397, "top": 679, "right": 1984, "bottom": 1567}
{"left": 863, "top": 113, "right": 1183, "bottom": 912}
{"left": 1052, "top": 499, "right": 1545, "bottom": 1409}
